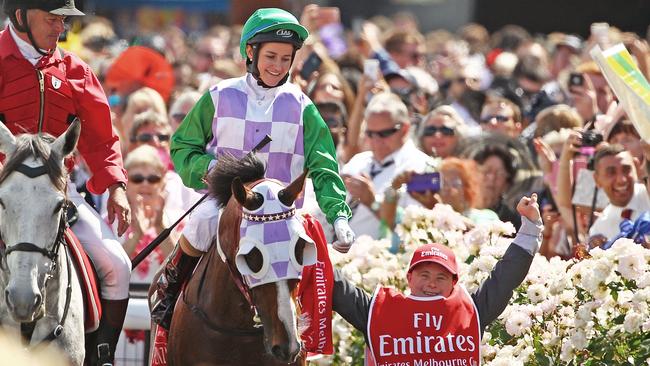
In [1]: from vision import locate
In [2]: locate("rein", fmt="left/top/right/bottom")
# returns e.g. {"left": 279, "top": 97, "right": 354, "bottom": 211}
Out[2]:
{"left": 0, "top": 163, "right": 73, "bottom": 346}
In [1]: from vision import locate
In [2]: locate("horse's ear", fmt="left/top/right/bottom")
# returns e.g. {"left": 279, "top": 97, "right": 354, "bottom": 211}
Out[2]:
{"left": 278, "top": 169, "right": 308, "bottom": 207}
{"left": 52, "top": 118, "right": 81, "bottom": 158}
{"left": 0, "top": 120, "right": 17, "bottom": 156}
{"left": 232, "top": 177, "right": 263, "bottom": 211}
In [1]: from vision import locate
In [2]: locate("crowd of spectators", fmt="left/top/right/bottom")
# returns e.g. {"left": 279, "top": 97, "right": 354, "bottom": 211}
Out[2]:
{"left": 26, "top": 4, "right": 650, "bottom": 279}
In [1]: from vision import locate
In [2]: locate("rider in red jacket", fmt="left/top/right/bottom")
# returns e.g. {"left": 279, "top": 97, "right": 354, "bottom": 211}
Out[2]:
{"left": 0, "top": 1, "right": 131, "bottom": 364}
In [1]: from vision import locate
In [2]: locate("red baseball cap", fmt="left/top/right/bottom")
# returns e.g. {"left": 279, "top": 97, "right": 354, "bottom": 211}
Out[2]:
{"left": 408, "top": 243, "right": 458, "bottom": 276}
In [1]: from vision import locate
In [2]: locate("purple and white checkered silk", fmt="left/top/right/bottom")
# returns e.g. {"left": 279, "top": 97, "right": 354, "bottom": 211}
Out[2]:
{"left": 205, "top": 75, "right": 307, "bottom": 207}
{"left": 235, "top": 180, "right": 316, "bottom": 288}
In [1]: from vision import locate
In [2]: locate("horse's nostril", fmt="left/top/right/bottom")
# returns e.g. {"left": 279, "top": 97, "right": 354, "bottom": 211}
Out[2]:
{"left": 4, "top": 289, "right": 11, "bottom": 309}
{"left": 271, "top": 345, "right": 288, "bottom": 360}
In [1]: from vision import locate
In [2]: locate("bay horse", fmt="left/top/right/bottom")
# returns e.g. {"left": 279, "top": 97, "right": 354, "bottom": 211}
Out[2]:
{"left": 0, "top": 120, "right": 85, "bottom": 365}
{"left": 152, "top": 153, "right": 316, "bottom": 365}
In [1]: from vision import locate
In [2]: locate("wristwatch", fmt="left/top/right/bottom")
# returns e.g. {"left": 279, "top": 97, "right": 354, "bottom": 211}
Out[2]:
{"left": 113, "top": 182, "right": 127, "bottom": 191}
{"left": 384, "top": 186, "right": 400, "bottom": 204}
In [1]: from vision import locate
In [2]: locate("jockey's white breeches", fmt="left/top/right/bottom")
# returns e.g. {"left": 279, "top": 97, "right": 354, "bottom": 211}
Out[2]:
{"left": 67, "top": 182, "right": 131, "bottom": 300}
{"left": 182, "top": 197, "right": 221, "bottom": 253}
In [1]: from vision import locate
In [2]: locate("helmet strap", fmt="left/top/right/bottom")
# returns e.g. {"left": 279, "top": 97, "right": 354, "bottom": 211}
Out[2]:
{"left": 246, "top": 43, "right": 296, "bottom": 89}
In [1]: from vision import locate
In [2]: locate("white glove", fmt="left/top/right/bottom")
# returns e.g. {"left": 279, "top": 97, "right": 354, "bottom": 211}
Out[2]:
{"left": 332, "top": 217, "right": 356, "bottom": 253}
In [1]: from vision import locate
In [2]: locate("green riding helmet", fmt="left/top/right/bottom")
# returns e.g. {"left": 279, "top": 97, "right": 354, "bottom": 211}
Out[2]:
{"left": 239, "top": 7, "right": 309, "bottom": 60}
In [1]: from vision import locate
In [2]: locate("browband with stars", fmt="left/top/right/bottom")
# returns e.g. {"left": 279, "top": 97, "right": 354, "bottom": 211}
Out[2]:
{"left": 242, "top": 208, "right": 296, "bottom": 222}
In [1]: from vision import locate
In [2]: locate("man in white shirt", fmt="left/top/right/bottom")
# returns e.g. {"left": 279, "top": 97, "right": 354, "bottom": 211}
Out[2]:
{"left": 589, "top": 144, "right": 650, "bottom": 244}
{"left": 341, "top": 92, "right": 435, "bottom": 238}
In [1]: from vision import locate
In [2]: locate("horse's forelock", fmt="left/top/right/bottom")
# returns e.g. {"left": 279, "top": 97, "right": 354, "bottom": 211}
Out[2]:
{"left": 0, "top": 134, "right": 67, "bottom": 192}
{"left": 207, "top": 153, "right": 265, "bottom": 208}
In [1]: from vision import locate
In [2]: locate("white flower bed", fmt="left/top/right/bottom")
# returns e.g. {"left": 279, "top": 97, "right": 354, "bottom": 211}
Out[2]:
{"left": 316, "top": 204, "right": 650, "bottom": 365}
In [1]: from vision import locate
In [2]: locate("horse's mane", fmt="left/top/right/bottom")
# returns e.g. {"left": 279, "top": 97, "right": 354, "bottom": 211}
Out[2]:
{"left": 0, "top": 133, "right": 66, "bottom": 192}
{"left": 207, "top": 153, "right": 265, "bottom": 208}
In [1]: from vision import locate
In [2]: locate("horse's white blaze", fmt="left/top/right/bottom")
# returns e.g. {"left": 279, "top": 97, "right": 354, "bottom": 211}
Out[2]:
{"left": 276, "top": 281, "right": 300, "bottom": 353}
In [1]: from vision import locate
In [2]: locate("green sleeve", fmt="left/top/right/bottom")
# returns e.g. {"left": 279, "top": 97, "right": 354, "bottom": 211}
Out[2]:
{"left": 303, "top": 103, "right": 352, "bottom": 224}
{"left": 170, "top": 92, "right": 216, "bottom": 189}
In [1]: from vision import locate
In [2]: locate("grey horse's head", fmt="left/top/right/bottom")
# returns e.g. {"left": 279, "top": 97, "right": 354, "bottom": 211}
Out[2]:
{"left": 0, "top": 120, "right": 79, "bottom": 322}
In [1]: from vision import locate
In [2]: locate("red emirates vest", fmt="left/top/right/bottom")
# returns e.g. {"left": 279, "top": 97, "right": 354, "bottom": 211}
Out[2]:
{"left": 366, "top": 285, "right": 481, "bottom": 366}
{"left": 0, "top": 51, "right": 76, "bottom": 137}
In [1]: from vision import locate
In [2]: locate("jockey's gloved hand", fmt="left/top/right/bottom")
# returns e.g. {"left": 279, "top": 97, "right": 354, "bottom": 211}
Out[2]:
{"left": 332, "top": 217, "right": 355, "bottom": 253}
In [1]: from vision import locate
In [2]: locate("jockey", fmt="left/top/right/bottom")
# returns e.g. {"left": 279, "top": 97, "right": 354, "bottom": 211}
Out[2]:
{"left": 0, "top": 0, "right": 131, "bottom": 364}
{"left": 151, "top": 8, "right": 356, "bottom": 329}
{"left": 332, "top": 194, "right": 543, "bottom": 365}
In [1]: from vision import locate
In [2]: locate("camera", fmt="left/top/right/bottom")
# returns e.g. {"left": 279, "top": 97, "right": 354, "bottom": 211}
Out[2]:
{"left": 569, "top": 72, "right": 584, "bottom": 88}
{"left": 581, "top": 130, "right": 603, "bottom": 147}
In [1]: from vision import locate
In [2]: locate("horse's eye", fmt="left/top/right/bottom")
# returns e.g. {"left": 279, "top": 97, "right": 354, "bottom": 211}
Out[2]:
{"left": 294, "top": 239, "right": 305, "bottom": 266}
{"left": 245, "top": 247, "right": 264, "bottom": 274}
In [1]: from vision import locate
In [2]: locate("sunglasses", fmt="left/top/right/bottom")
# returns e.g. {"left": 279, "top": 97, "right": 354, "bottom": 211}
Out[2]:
{"left": 131, "top": 133, "right": 170, "bottom": 143}
{"left": 171, "top": 113, "right": 187, "bottom": 122}
{"left": 479, "top": 115, "right": 511, "bottom": 124}
{"left": 129, "top": 174, "right": 163, "bottom": 184}
{"left": 365, "top": 123, "right": 403, "bottom": 139}
{"left": 422, "top": 125, "right": 455, "bottom": 137}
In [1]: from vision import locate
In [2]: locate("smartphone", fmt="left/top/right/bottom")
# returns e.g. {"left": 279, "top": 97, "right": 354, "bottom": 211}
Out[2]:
{"left": 363, "top": 59, "right": 380, "bottom": 83}
{"left": 300, "top": 52, "right": 322, "bottom": 81}
{"left": 406, "top": 172, "right": 441, "bottom": 193}
{"left": 569, "top": 72, "right": 584, "bottom": 88}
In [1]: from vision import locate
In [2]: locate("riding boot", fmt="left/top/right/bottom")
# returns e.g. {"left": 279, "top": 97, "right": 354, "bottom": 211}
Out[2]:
{"left": 150, "top": 243, "right": 200, "bottom": 330}
{"left": 91, "top": 298, "right": 129, "bottom": 366}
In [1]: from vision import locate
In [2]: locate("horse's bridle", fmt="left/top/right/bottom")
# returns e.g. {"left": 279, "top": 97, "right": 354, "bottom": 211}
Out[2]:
{"left": 0, "top": 163, "right": 73, "bottom": 345}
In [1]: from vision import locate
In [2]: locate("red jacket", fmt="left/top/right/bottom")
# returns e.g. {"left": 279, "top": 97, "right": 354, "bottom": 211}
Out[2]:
{"left": 0, "top": 25, "right": 126, "bottom": 194}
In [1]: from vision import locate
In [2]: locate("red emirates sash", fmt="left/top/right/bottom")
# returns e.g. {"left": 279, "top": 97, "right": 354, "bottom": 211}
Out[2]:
{"left": 367, "top": 285, "right": 481, "bottom": 366}
{"left": 297, "top": 214, "right": 334, "bottom": 355}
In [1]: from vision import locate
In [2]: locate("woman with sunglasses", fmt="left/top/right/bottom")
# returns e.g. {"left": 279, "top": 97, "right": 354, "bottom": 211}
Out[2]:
{"left": 129, "top": 110, "right": 172, "bottom": 152}
{"left": 154, "top": 8, "right": 355, "bottom": 330}
{"left": 126, "top": 110, "right": 202, "bottom": 214}
{"left": 122, "top": 145, "right": 179, "bottom": 284}
{"left": 417, "top": 105, "right": 467, "bottom": 158}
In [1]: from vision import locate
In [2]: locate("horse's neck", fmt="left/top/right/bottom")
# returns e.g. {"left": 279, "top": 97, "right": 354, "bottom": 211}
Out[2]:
{"left": 188, "top": 246, "right": 258, "bottom": 328}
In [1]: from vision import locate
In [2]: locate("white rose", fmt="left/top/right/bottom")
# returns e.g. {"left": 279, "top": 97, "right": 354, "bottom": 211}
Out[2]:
{"left": 505, "top": 311, "right": 532, "bottom": 337}
{"left": 617, "top": 254, "right": 646, "bottom": 280}
{"left": 527, "top": 284, "right": 549, "bottom": 304}
{"left": 623, "top": 310, "right": 643, "bottom": 333}
{"left": 476, "top": 255, "right": 498, "bottom": 272}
